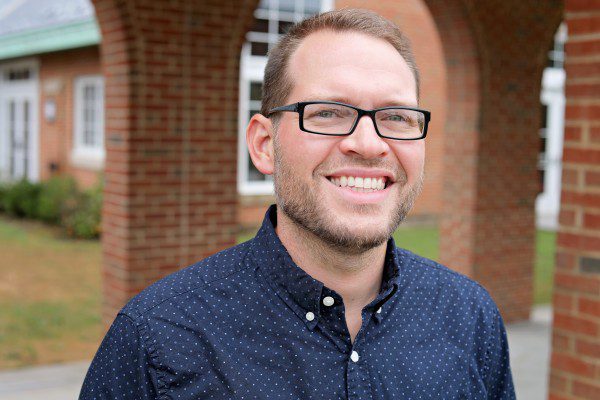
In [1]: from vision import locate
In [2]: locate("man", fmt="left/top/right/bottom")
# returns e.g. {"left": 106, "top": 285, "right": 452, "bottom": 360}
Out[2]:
{"left": 80, "top": 9, "right": 515, "bottom": 399}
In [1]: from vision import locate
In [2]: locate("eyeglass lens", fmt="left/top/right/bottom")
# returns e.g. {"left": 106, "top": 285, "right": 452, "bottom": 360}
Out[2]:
{"left": 303, "top": 103, "right": 425, "bottom": 139}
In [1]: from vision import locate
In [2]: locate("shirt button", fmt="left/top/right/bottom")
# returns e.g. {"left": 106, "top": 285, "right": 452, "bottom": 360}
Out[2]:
{"left": 305, "top": 312, "right": 315, "bottom": 321}
{"left": 350, "top": 351, "right": 360, "bottom": 363}
{"left": 376, "top": 307, "right": 382, "bottom": 314}
{"left": 322, "top": 296, "right": 335, "bottom": 307}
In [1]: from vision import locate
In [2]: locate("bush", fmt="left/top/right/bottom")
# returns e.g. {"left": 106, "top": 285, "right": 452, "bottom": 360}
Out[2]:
{"left": 3, "top": 180, "right": 42, "bottom": 218}
{"left": 0, "top": 183, "right": 7, "bottom": 212}
{"left": 37, "top": 176, "right": 78, "bottom": 224}
{"left": 62, "top": 183, "right": 102, "bottom": 239}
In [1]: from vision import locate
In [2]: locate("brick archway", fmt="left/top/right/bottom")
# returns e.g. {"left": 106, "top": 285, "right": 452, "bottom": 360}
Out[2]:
{"left": 92, "top": 0, "right": 260, "bottom": 320}
{"left": 424, "top": 0, "right": 563, "bottom": 322}
{"left": 92, "top": 2, "right": 600, "bottom": 397}
{"left": 92, "top": 0, "right": 561, "bottom": 324}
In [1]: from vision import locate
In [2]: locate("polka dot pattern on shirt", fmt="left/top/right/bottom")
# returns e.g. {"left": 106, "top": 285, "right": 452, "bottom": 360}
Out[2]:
{"left": 79, "top": 205, "right": 515, "bottom": 399}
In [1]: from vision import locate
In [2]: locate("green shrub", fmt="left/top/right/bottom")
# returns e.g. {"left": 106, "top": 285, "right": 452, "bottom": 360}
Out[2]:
{"left": 3, "top": 180, "right": 41, "bottom": 218}
{"left": 37, "top": 176, "right": 78, "bottom": 224}
{"left": 0, "top": 183, "right": 8, "bottom": 212}
{"left": 62, "top": 183, "right": 102, "bottom": 239}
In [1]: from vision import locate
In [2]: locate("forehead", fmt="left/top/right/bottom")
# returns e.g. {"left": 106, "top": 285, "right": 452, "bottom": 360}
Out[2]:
{"left": 286, "top": 30, "right": 417, "bottom": 107}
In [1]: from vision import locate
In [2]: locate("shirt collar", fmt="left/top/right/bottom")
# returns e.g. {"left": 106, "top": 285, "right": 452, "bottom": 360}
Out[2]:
{"left": 252, "top": 205, "right": 401, "bottom": 329}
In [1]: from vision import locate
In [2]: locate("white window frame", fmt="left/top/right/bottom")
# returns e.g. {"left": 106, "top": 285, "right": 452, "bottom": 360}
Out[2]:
{"left": 536, "top": 23, "right": 567, "bottom": 231}
{"left": 71, "top": 75, "right": 105, "bottom": 170}
{"left": 237, "top": 0, "right": 334, "bottom": 195}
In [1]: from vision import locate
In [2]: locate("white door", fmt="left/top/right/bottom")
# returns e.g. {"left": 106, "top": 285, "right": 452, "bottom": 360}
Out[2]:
{"left": 0, "top": 59, "right": 39, "bottom": 182}
{"left": 7, "top": 97, "right": 32, "bottom": 180}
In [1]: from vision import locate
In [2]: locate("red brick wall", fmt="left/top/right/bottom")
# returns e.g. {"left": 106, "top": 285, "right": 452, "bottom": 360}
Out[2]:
{"left": 93, "top": 0, "right": 259, "bottom": 320}
{"left": 89, "top": 0, "right": 562, "bottom": 324}
{"left": 549, "top": 1, "right": 600, "bottom": 398}
{"left": 427, "top": 0, "right": 562, "bottom": 322}
{"left": 38, "top": 47, "right": 102, "bottom": 188}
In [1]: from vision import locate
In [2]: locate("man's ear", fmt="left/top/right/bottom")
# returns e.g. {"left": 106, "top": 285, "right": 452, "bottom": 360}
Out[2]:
{"left": 246, "top": 113, "right": 275, "bottom": 175}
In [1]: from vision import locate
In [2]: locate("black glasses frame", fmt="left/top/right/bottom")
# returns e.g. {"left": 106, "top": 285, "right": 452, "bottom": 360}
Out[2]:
{"left": 267, "top": 101, "right": 431, "bottom": 140}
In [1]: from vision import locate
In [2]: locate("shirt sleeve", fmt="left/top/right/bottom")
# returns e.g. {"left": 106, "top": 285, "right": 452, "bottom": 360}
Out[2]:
{"left": 484, "top": 307, "right": 516, "bottom": 400}
{"left": 79, "top": 313, "right": 158, "bottom": 400}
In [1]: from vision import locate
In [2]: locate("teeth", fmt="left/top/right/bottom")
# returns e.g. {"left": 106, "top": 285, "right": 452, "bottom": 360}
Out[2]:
{"left": 328, "top": 176, "right": 388, "bottom": 191}
{"left": 364, "top": 177, "right": 371, "bottom": 189}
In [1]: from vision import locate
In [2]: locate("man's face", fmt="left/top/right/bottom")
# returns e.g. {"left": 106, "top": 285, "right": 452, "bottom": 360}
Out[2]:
{"left": 272, "top": 30, "right": 425, "bottom": 253}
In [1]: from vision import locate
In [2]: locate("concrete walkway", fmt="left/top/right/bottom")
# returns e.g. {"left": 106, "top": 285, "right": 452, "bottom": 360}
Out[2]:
{"left": 508, "top": 305, "right": 553, "bottom": 400}
{"left": 0, "top": 306, "right": 552, "bottom": 400}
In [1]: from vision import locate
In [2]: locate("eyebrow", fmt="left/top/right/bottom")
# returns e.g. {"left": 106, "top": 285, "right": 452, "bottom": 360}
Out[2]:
{"left": 301, "top": 95, "right": 418, "bottom": 108}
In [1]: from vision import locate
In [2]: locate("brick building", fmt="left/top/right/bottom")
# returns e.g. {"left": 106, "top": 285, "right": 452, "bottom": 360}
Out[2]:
{"left": 1, "top": 0, "right": 598, "bottom": 398}
{"left": 0, "top": 0, "right": 103, "bottom": 187}
{"left": 0, "top": 0, "right": 447, "bottom": 230}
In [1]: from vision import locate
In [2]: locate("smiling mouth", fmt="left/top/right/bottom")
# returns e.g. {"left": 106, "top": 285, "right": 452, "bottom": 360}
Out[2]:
{"left": 327, "top": 175, "right": 390, "bottom": 193}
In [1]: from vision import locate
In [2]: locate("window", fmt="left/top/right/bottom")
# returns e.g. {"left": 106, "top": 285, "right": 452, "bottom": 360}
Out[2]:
{"left": 4, "top": 67, "right": 32, "bottom": 81}
{"left": 238, "top": 0, "right": 333, "bottom": 195}
{"left": 72, "top": 75, "right": 104, "bottom": 169}
{"left": 247, "top": 0, "right": 326, "bottom": 57}
{"left": 537, "top": 104, "right": 548, "bottom": 194}
{"left": 547, "top": 23, "right": 566, "bottom": 69}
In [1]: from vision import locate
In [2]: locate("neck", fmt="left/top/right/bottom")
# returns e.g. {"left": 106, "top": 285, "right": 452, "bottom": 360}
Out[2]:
{"left": 275, "top": 208, "right": 387, "bottom": 311}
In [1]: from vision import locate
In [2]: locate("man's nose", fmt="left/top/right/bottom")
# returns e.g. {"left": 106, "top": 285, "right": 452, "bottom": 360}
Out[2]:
{"left": 338, "top": 115, "right": 390, "bottom": 158}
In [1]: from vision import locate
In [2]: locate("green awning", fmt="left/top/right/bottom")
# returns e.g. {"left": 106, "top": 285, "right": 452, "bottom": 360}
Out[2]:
{"left": 0, "top": 18, "right": 100, "bottom": 61}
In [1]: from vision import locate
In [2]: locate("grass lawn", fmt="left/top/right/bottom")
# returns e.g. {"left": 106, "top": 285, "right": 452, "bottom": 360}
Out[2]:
{"left": 0, "top": 216, "right": 102, "bottom": 370}
{"left": 534, "top": 230, "right": 557, "bottom": 304}
{"left": 0, "top": 217, "right": 556, "bottom": 370}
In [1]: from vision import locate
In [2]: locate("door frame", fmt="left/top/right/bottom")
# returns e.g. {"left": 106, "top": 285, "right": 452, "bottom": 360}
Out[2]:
{"left": 0, "top": 58, "right": 40, "bottom": 182}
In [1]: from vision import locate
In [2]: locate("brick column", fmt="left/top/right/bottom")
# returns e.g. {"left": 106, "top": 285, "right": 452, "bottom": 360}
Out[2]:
{"left": 549, "top": 1, "right": 600, "bottom": 398}
{"left": 92, "top": 0, "right": 259, "bottom": 321}
{"left": 425, "top": 0, "right": 563, "bottom": 322}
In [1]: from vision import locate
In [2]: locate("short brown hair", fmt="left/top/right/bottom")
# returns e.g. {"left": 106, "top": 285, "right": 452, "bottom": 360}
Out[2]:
{"left": 260, "top": 8, "right": 421, "bottom": 118}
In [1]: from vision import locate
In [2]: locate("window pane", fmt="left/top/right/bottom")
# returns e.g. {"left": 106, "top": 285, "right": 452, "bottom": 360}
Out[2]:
{"left": 251, "top": 41, "right": 269, "bottom": 56}
{"left": 79, "top": 81, "right": 103, "bottom": 149}
{"left": 279, "top": 0, "right": 295, "bottom": 12}
{"left": 540, "top": 104, "right": 548, "bottom": 130}
{"left": 5, "top": 68, "right": 31, "bottom": 81}
{"left": 251, "top": 18, "right": 269, "bottom": 33}
{"left": 278, "top": 20, "right": 293, "bottom": 34}
{"left": 9, "top": 101, "right": 15, "bottom": 176}
{"left": 23, "top": 101, "right": 29, "bottom": 175}
{"left": 250, "top": 82, "right": 263, "bottom": 101}
{"left": 305, "top": 0, "right": 321, "bottom": 13}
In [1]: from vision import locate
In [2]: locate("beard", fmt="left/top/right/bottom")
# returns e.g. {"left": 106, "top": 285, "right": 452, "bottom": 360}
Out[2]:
{"left": 272, "top": 135, "right": 423, "bottom": 254}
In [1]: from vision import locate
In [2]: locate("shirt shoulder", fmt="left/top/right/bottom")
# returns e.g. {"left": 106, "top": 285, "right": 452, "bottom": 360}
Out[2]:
{"left": 120, "top": 240, "right": 256, "bottom": 320}
{"left": 395, "top": 247, "right": 498, "bottom": 313}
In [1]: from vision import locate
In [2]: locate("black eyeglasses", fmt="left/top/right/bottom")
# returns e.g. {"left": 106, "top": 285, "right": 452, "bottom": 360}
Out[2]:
{"left": 268, "top": 101, "right": 430, "bottom": 140}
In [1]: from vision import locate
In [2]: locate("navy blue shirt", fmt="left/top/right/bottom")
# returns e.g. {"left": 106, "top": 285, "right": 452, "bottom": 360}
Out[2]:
{"left": 80, "top": 206, "right": 515, "bottom": 399}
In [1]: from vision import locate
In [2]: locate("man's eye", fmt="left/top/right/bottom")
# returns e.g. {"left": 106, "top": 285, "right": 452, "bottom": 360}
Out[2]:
{"left": 317, "top": 110, "right": 335, "bottom": 118}
{"left": 309, "top": 109, "right": 343, "bottom": 118}
{"left": 385, "top": 114, "right": 406, "bottom": 121}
